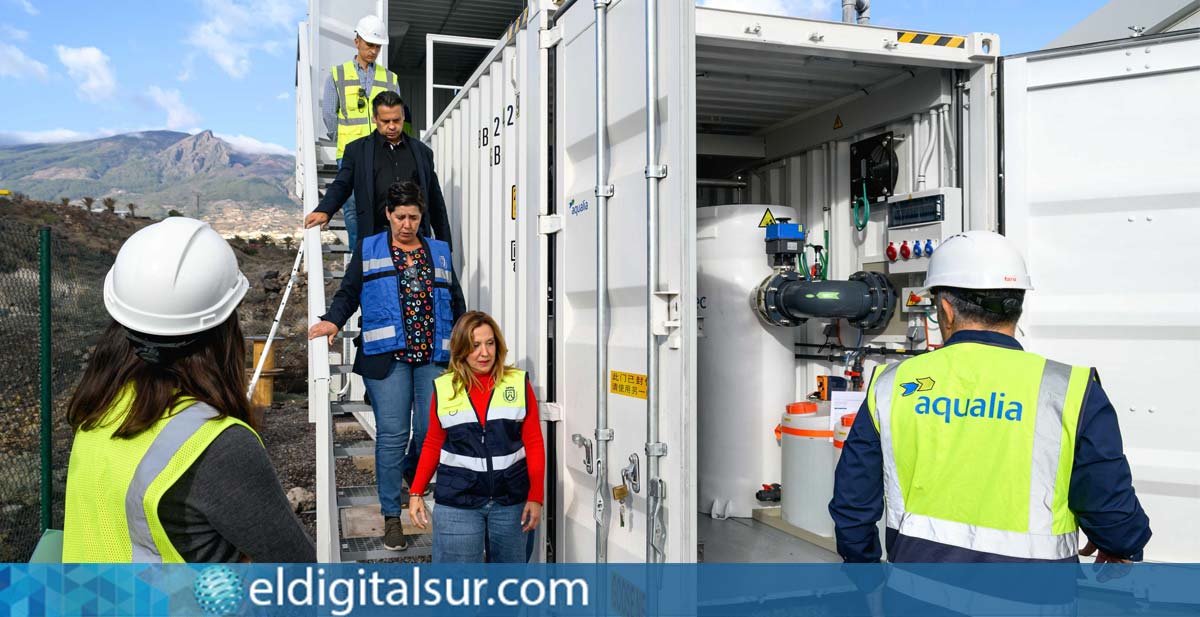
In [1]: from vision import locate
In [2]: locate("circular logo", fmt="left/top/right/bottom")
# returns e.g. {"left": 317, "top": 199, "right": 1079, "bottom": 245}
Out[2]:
{"left": 193, "top": 565, "right": 244, "bottom": 616}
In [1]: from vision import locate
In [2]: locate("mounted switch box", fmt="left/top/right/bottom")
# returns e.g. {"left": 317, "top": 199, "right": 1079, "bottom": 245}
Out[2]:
{"left": 901, "top": 287, "right": 933, "bottom": 312}
{"left": 885, "top": 187, "right": 962, "bottom": 274}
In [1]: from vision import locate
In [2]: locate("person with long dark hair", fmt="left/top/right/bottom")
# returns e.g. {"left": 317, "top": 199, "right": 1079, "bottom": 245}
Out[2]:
{"left": 62, "top": 217, "right": 315, "bottom": 563}
{"left": 407, "top": 311, "right": 545, "bottom": 563}
{"left": 309, "top": 181, "right": 465, "bottom": 551}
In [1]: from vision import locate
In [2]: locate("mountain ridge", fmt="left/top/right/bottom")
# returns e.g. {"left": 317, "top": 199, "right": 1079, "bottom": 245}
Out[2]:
{"left": 0, "top": 130, "right": 300, "bottom": 235}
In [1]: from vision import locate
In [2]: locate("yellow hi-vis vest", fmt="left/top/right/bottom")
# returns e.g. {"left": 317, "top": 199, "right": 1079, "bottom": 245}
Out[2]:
{"left": 332, "top": 60, "right": 399, "bottom": 159}
{"left": 866, "top": 341, "right": 1091, "bottom": 561}
{"left": 62, "top": 387, "right": 256, "bottom": 562}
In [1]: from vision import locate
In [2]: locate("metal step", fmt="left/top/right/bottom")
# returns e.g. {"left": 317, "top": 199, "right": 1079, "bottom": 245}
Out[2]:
{"left": 328, "top": 219, "right": 346, "bottom": 230}
{"left": 326, "top": 244, "right": 352, "bottom": 254}
{"left": 331, "top": 402, "right": 372, "bottom": 415}
{"left": 339, "top": 533, "right": 432, "bottom": 562}
{"left": 324, "top": 270, "right": 346, "bottom": 280}
{"left": 336, "top": 485, "right": 378, "bottom": 508}
{"left": 334, "top": 440, "right": 375, "bottom": 459}
{"left": 330, "top": 364, "right": 353, "bottom": 375}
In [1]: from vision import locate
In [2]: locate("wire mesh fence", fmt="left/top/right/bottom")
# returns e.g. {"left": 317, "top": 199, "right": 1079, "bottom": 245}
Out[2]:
{"left": 0, "top": 218, "right": 112, "bottom": 561}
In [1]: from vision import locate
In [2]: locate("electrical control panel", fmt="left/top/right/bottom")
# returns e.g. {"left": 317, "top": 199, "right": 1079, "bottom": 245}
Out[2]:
{"left": 884, "top": 187, "right": 962, "bottom": 274}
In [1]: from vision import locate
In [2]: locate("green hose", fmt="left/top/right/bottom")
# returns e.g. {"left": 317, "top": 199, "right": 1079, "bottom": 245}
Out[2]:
{"left": 853, "top": 183, "right": 871, "bottom": 231}
{"left": 800, "top": 252, "right": 810, "bottom": 280}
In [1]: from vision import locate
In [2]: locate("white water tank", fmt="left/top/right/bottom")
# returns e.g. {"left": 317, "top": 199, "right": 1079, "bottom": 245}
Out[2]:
{"left": 697, "top": 204, "right": 797, "bottom": 518}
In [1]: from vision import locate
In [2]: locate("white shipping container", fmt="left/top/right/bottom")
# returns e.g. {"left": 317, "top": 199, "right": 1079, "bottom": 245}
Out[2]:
{"left": 420, "top": 1, "right": 1200, "bottom": 564}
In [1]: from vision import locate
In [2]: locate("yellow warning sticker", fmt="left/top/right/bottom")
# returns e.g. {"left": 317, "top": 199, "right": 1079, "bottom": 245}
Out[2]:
{"left": 610, "top": 371, "right": 648, "bottom": 400}
{"left": 511, "top": 185, "right": 518, "bottom": 220}
{"left": 833, "top": 115, "right": 844, "bottom": 130}
{"left": 758, "top": 208, "right": 777, "bottom": 228}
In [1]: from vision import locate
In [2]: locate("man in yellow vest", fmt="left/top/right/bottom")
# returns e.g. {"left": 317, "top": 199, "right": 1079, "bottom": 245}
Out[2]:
{"left": 320, "top": 14, "right": 402, "bottom": 250}
{"left": 830, "top": 230, "right": 1150, "bottom": 563}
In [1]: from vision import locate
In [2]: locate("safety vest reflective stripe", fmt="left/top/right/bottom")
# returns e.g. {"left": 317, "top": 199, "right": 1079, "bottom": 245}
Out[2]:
{"left": 487, "top": 404, "right": 526, "bottom": 422}
{"left": 126, "top": 403, "right": 219, "bottom": 562}
{"left": 438, "top": 407, "right": 476, "bottom": 429}
{"left": 439, "top": 447, "right": 526, "bottom": 473}
{"left": 434, "top": 267, "right": 452, "bottom": 281}
{"left": 1029, "top": 360, "right": 1072, "bottom": 534}
{"left": 362, "top": 258, "right": 393, "bottom": 274}
{"left": 435, "top": 403, "right": 526, "bottom": 429}
{"left": 874, "top": 358, "right": 1080, "bottom": 560}
{"left": 872, "top": 363, "right": 906, "bottom": 529}
{"left": 363, "top": 326, "right": 396, "bottom": 344}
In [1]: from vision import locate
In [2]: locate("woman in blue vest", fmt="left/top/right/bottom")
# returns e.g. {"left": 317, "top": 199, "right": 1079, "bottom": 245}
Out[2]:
{"left": 310, "top": 181, "right": 465, "bottom": 552}
{"left": 406, "top": 311, "right": 545, "bottom": 563}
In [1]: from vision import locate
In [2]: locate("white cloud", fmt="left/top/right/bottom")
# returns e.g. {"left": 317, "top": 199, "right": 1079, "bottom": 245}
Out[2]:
{"left": 0, "top": 42, "right": 47, "bottom": 79}
{"left": 214, "top": 133, "right": 292, "bottom": 156}
{"left": 55, "top": 45, "right": 117, "bottom": 102}
{"left": 147, "top": 86, "right": 201, "bottom": 130}
{"left": 697, "top": 0, "right": 835, "bottom": 19}
{"left": 276, "top": 91, "right": 288, "bottom": 100}
{"left": 187, "top": 0, "right": 301, "bottom": 79}
{"left": 1, "top": 24, "right": 29, "bottom": 41}
{"left": 13, "top": 0, "right": 37, "bottom": 16}
{"left": 0, "top": 128, "right": 122, "bottom": 146}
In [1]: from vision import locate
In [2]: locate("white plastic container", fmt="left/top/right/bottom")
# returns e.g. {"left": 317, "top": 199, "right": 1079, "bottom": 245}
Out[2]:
{"left": 781, "top": 403, "right": 834, "bottom": 537}
{"left": 697, "top": 204, "right": 798, "bottom": 519}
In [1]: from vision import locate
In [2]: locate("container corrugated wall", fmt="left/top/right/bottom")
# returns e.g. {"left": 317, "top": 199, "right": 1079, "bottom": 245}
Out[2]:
{"left": 426, "top": 6, "right": 550, "bottom": 397}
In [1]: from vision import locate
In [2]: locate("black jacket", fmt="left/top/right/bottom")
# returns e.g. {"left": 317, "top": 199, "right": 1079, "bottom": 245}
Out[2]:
{"left": 320, "top": 232, "right": 466, "bottom": 380}
{"left": 316, "top": 131, "right": 452, "bottom": 248}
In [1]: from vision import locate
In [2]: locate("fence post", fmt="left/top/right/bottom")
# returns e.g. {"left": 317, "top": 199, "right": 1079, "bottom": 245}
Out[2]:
{"left": 39, "top": 226, "right": 51, "bottom": 532}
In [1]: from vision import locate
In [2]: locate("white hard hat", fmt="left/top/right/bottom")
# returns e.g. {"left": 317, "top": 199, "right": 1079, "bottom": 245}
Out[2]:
{"left": 104, "top": 217, "right": 249, "bottom": 336}
{"left": 355, "top": 15, "right": 388, "bottom": 45}
{"left": 921, "top": 230, "right": 1033, "bottom": 292}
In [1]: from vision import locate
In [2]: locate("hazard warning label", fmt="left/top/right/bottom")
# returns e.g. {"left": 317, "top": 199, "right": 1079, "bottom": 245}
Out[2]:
{"left": 833, "top": 115, "right": 844, "bottom": 130}
{"left": 610, "top": 371, "right": 648, "bottom": 400}
{"left": 758, "top": 208, "right": 777, "bottom": 228}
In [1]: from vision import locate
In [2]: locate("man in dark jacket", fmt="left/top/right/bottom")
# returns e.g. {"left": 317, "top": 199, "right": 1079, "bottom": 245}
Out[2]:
{"left": 304, "top": 91, "right": 452, "bottom": 250}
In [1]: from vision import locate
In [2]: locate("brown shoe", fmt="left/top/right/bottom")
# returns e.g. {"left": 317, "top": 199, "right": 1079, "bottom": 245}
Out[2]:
{"left": 383, "top": 516, "right": 408, "bottom": 551}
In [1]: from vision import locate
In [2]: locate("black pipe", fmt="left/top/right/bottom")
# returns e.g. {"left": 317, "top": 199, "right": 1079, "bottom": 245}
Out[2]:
{"left": 778, "top": 280, "right": 874, "bottom": 322}
{"left": 759, "top": 270, "right": 896, "bottom": 331}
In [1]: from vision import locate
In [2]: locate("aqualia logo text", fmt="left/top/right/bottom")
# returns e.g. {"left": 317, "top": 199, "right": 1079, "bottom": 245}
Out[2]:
{"left": 902, "top": 377, "right": 1024, "bottom": 424}
{"left": 915, "top": 393, "right": 1023, "bottom": 423}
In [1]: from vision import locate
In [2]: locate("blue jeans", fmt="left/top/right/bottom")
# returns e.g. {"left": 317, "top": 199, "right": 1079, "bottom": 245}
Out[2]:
{"left": 337, "top": 158, "right": 359, "bottom": 251}
{"left": 362, "top": 359, "right": 441, "bottom": 517}
{"left": 433, "top": 501, "right": 528, "bottom": 563}
{"left": 401, "top": 362, "right": 444, "bottom": 482}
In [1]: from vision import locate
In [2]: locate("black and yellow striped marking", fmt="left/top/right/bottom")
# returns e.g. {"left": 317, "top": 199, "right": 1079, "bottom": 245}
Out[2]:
{"left": 504, "top": 8, "right": 529, "bottom": 44}
{"left": 897, "top": 31, "right": 966, "bottom": 48}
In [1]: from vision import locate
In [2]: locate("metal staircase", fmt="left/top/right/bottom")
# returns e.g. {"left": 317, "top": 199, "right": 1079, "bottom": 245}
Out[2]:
{"left": 297, "top": 22, "right": 432, "bottom": 563}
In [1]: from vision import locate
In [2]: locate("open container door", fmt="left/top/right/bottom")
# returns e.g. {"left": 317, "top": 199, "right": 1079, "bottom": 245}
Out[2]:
{"left": 1001, "top": 30, "right": 1200, "bottom": 562}
{"left": 554, "top": 0, "right": 697, "bottom": 562}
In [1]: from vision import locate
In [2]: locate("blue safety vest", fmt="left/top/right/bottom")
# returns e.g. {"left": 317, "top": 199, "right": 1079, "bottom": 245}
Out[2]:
{"left": 432, "top": 370, "right": 531, "bottom": 508}
{"left": 359, "top": 232, "right": 454, "bottom": 361}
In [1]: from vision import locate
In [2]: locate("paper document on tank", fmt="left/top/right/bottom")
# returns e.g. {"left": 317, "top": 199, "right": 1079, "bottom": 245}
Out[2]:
{"left": 831, "top": 391, "right": 866, "bottom": 439}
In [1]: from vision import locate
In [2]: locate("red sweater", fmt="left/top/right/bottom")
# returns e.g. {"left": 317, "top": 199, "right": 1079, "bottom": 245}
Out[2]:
{"left": 409, "top": 372, "right": 545, "bottom": 504}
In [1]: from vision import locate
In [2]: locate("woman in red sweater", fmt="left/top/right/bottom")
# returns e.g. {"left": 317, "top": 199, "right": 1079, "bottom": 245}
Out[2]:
{"left": 408, "top": 311, "right": 544, "bottom": 562}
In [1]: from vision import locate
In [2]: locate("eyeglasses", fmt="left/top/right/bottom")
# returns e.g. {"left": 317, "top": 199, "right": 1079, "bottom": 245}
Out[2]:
{"left": 356, "top": 88, "right": 367, "bottom": 111}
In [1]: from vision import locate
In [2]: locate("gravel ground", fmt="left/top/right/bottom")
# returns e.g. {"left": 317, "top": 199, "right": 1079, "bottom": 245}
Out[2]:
{"left": 259, "top": 398, "right": 317, "bottom": 542}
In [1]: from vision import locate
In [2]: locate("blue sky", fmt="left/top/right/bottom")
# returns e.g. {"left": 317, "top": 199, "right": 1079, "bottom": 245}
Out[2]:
{"left": 0, "top": 0, "right": 304, "bottom": 154}
{"left": 0, "top": 0, "right": 1108, "bottom": 155}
